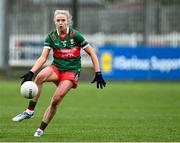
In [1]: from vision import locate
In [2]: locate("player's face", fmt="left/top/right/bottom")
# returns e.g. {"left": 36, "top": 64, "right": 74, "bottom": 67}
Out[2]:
{"left": 54, "top": 13, "right": 68, "bottom": 33}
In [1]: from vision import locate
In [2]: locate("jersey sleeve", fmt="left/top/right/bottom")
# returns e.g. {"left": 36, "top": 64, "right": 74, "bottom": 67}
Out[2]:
{"left": 43, "top": 34, "right": 52, "bottom": 49}
{"left": 74, "top": 31, "right": 89, "bottom": 49}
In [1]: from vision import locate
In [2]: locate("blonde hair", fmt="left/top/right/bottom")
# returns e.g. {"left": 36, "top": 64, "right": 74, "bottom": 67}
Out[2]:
{"left": 54, "top": 10, "right": 73, "bottom": 26}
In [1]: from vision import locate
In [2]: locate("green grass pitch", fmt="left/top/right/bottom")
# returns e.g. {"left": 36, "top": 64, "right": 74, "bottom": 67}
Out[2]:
{"left": 0, "top": 81, "right": 180, "bottom": 142}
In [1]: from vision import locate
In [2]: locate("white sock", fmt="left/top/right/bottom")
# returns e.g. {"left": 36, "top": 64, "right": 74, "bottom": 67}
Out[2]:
{"left": 26, "top": 109, "right": 34, "bottom": 115}
{"left": 37, "top": 128, "right": 43, "bottom": 132}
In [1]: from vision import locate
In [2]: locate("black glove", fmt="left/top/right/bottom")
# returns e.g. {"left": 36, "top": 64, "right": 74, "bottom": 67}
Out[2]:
{"left": 91, "top": 72, "right": 106, "bottom": 89}
{"left": 20, "top": 71, "right": 34, "bottom": 85}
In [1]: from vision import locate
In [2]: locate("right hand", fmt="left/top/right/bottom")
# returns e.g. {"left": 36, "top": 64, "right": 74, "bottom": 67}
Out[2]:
{"left": 20, "top": 71, "right": 34, "bottom": 85}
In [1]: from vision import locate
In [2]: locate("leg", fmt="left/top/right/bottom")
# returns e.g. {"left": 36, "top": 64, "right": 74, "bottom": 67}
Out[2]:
{"left": 43, "top": 80, "right": 73, "bottom": 123}
{"left": 34, "top": 80, "right": 73, "bottom": 137}
{"left": 27, "top": 66, "right": 59, "bottom": 111}
{"left": 33, "top": 66, "right": 59, "bottom": 102}
{"left": 12, "top": 66, "right": 59, "bottom": 122}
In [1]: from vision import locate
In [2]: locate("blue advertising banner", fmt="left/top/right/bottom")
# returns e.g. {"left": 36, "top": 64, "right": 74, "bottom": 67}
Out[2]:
{"left": 98, "top": 45, "right": 180, "bottom": 80}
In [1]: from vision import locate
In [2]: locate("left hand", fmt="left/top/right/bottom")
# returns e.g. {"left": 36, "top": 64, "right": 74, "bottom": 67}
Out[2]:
{"left": 91, "top": 72, "right": 106, "bottom": 89}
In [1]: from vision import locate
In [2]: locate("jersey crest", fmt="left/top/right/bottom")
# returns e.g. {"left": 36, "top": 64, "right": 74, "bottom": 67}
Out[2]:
{"left": 70, "top": 39, "right": 74, "bottom": 45}
{"left": 70, "top": 31, "right": 74, "bottom": 37}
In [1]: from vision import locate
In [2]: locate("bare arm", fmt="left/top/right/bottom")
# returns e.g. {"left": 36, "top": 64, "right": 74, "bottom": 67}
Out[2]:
{"left": 84, "top": 45, "right": 100, "bottom": 72}
{"left": 84, "top": 45, "right": 106, "bottom": 89}
{"left": 30, "top": 48, "right": 50, "bottom": 73}
{"left": 20, "top": 48, "right": 50, "bottom": 84}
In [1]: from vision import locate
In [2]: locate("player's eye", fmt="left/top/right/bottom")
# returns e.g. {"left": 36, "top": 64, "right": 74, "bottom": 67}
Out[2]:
{"left": 56, "top": 19, "right": 66, "bottom": 22}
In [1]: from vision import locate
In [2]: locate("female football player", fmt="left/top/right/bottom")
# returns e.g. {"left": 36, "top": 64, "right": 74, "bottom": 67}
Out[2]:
{"left": 12, "top": 10, "right": 106, "bottom": 137}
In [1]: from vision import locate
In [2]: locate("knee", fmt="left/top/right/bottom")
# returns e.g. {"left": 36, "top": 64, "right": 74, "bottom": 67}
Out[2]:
{"left": 35, "top": 73, "right": 46, "bottom": 85}
{"left": 51, "top": 95, "right": 64, "bottom": 108}
{"left": 51, "top": 98, "right": 59, "bottom": 109}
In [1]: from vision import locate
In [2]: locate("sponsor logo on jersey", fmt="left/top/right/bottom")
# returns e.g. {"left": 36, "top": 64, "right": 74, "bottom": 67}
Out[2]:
{"left": 53, "top": 46, "right": 80, "bottom": 59}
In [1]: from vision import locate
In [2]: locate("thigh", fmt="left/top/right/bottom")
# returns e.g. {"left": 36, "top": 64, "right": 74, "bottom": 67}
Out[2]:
{"left": 35, "top": 66, "right": 59, "bottom": 83}
{"left": 53, "top": 80, "right": 73, "bottom": 99}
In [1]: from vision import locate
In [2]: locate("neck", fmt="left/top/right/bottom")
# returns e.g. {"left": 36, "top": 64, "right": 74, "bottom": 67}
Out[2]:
{"left": 59, "top": 28, "right": 66, "bottom": 34}
{"left": 57, "top": 27, "right": 69, "bottom": 35}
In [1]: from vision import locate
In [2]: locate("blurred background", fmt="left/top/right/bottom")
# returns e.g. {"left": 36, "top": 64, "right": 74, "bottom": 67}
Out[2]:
{"left": 0, "top": 0, "right": 180, "bottom": 81}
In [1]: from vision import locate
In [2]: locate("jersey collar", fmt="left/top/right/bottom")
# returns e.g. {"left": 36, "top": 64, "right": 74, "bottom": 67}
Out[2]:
{"left": 56, "top": 27, "right": 69, "bottom": 36}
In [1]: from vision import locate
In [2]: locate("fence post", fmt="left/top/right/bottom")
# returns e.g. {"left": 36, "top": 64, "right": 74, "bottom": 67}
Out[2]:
{"left": 72, "top": 0, "right": 79, "bottom": 29}
{"left": 0, "top": 0, "right": 10, "bottom": 77}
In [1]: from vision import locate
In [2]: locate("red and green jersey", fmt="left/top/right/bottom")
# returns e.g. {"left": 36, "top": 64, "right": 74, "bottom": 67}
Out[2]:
{"left": 44, "top": 27, "right": 89, "bottom": 74}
